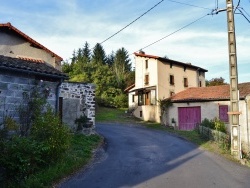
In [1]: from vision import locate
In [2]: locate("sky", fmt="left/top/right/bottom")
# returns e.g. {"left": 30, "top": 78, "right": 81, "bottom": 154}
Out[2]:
{"left": 1, "top": 0, "right": 250, "bottom": 83}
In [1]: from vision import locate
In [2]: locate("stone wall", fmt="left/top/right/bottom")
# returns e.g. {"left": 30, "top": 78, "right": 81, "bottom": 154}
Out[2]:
{"left": 0, "top": 71, "right": 58, "bottom": 125}
{"left": 59, "top": 82, "right": 95, "bottom": 134}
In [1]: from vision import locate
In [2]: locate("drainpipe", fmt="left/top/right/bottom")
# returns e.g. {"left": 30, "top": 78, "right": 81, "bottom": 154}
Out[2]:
{"left": 245, "top": 95, "right": 250, "bottom": 152}
{"left": 55, "top": 78, "right": 63, "bottom": 114}
{"left": 196, "top": 68, "right": 200, "bottom": 87}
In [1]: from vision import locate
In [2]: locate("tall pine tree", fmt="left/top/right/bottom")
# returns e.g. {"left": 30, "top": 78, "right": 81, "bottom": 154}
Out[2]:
{"left": 113, "top": 47, "right": 131, "bottom": 89}
{"left": 91, "top": 43, "right": 107, "bottom": 65}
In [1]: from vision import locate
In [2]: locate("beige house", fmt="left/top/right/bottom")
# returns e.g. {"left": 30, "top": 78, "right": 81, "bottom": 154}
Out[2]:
{"left": 0, "top": 22, "right": 62, "bottom": 70}
{"left": 126, "top": 51, "right": 207, "bottom": 123}
{"left": 164, "top": 83, "right": 250, "bottom": 152}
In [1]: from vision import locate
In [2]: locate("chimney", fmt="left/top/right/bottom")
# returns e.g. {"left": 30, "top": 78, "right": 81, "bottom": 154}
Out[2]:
{"left": 139, "top": 50, "right": 145, "bottom": 55}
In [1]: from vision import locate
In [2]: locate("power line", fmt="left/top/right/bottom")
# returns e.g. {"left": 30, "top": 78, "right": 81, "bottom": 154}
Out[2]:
{"left": 135, "top": 13, "right": 209, "bottom": 52}
{"left": 236, "top": 8, "right": 250, "bottom": 23}
{"left": 239, "top": 7, "right": 250, "bottom": 18}
{"left": 165, "top": 0, "right": 212, "bottom": 10}
{"left": 99, "top": 0, "right": 165, "bottom": 45}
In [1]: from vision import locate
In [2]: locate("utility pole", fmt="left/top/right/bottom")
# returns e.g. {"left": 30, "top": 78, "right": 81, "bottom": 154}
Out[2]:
{"left": 226, "top": 0, "right": 240, "bottom": 158}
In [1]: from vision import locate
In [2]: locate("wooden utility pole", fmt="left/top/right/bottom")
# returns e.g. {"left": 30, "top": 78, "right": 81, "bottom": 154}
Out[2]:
{"left": 226, "top": 0, "right": 240, "bottom": 158}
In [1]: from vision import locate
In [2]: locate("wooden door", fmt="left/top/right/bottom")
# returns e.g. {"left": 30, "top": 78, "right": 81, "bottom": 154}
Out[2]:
{"left": 178, "top": 107, "right": 201, "bottom": 130}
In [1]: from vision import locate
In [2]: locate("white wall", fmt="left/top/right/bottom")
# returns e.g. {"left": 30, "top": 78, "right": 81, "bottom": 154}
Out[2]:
{"left": 166, "top": 99, "right": 250, "bottom": 152}
{"left": 0, "top": 32, "right": 61, "bottom": 70}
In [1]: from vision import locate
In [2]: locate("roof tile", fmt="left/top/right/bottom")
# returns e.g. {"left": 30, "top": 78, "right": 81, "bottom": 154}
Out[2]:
{"left": 0, "top": 55, "right": 67, "bottom": 79}
{"left": 170, "top": 83, "right": 250, "bottom": 102}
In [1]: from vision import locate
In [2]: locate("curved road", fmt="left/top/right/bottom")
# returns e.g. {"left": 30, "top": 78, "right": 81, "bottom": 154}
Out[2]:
{"left": 59, "top": 123, "right": 250, "bottom": 188}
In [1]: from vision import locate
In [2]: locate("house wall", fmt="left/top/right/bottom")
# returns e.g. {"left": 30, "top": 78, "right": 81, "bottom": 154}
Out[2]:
{"left": 132, "top": 55, "right": 206, "bottom": 123}
{"left": 133, "top": 105, "right": 159, "bottom": 122}
{"left": 0, "top": 32, "right": 61, "bottom": 70}
{"left": 134, "top": 56, "right": 158, "bottom": 89}
{"left": 157, "top": 62, "right": 205, "bottom": 100}
{"left": 59, "top": 82, "right": 95, "bottom": 132}
{"left": 165, "top": 100, "right": 250, "bottom": 152}
{"left": 0, "top": 70, "right": 58, "bottom": 124}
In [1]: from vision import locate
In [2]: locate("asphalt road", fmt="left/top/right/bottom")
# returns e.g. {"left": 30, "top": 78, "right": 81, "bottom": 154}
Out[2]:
{"left": 59, "top": 123, "right": 250, "bottom": 188}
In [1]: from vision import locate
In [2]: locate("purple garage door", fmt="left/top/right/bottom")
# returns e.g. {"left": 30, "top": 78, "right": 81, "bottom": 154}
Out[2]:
{"left": 178, "top": 107, "right": 201, "bottom": 130}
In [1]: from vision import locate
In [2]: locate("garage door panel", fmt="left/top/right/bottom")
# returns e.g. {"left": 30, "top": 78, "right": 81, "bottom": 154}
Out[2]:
{"left": 178, "top": 107, "right": 201, "bottom": 130}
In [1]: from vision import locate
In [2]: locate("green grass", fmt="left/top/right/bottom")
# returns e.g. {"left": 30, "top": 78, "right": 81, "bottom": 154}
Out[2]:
{"left": 19, "top": 134, "right": 102, "bottom": 188}
{"left": 96, "top": 107, "right": 140, "bottom": 123}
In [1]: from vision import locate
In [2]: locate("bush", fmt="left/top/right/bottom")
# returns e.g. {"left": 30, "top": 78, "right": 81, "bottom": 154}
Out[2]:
{"left": 31, "top": 107, "right": 71, "bottom": 162}
{"left": 200, "top": 118, "right": 214, "bottom": 129}
{"left": 212, "top": 118, "right": 226, "bottom": 133}
{"left": 114, "top": 94, "right": 128, "bottom": 108}
{"left": 200, "top": 118, "right": 226, "bottom": 133}
{"left": 0, "top": 137, "right": 45, "bottom": 184}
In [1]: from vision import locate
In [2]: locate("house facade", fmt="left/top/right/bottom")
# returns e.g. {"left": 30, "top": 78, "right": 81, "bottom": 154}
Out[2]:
{"left": 163, "top": 83, "right": 250, "bottom": 152}
{"left": 127, "top": 51, "right": 207, "bottom": 123}
{"left": 0, "top": 22, "right": 62, "bottom": 70}
{"left": 0, "top": 23, "right": 95, "bottom": 132}
{"left": 0, "top": 55, "right": 67, "bottom": 125}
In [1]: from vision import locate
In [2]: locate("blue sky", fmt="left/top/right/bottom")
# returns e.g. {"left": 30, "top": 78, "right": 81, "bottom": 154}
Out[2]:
{"left": 1, "top": 0, "right": 249, "bottom": 83}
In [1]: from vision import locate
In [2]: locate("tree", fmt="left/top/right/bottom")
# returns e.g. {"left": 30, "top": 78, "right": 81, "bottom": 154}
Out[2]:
{"left": 107, "top": 51, "right": 115, "bottom": 67}
{"left": 206, "top": 77, "right": 228, "bottom": 86}
{"left": 82, "top": 41, "right": 91, "bottom": 63}
{"left": 113, "top": 47, "right": 131, "bottom": 89}
{"left": 91, "top": 43, "right": 107, "bottom": 65}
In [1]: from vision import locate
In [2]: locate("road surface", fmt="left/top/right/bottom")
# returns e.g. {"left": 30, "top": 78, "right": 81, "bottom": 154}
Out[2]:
{"left": 59, "top": 123, "right": 250, "bottom": 188}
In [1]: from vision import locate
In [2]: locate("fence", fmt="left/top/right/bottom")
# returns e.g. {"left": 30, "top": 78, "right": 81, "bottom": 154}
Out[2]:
{"left": 199, "top": 125, "right": 230, "bottom": 150}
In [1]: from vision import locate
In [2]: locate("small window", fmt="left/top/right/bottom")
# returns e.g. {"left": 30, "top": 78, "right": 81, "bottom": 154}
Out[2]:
{"left": 140, "top": 111, "right": 143, "bottom": 117}
{"left": 132, "top": 95, "right": 135, "bottom": 102}
{"left": 145, "top": 60, "right": 148, "bottom": 69}
{"left": 170, "top": 91, "right": 175, "bottom": 96}
{"left": 170, "top": 63, "right": 173, "bottom": 68}
{"left": 184, "top": 78, "right": 188, "bottom": 87}
{"left": 219, "top": 105, "right": 229, "bottom": 122}
{"left": 170, "top": 75, "right": 174, "bottom": 85}
{"left": 199, "top": 81, "right": 202, "bottom": 87}
{"left": 145, "top": 75, "right": 149, "bottom": 85}
{"left": 184, "top": 66, "right": 186, "bottom": 72}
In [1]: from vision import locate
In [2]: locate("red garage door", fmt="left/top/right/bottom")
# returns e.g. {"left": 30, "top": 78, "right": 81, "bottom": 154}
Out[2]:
{"left": 178, "top": 107, "right": 201, "bottom": 130}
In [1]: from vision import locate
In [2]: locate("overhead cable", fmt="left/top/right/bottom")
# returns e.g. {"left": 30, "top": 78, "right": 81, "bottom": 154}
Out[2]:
{"left": 165, "top": 0, "right": 212, "bottom": 10}
{"left": 99, "top": 0, "right": 165, "bottom": 45}
{"left": 135, "top": 14, "right": 209, "bottom": 52}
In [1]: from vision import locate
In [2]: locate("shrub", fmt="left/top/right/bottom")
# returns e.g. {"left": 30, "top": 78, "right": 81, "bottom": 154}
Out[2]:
{"left": 30, "top": 107, "right": 71, "bottom": 163}
{"left": 200, "top": 118, "right": 214, "bottom": 129}
{"left": 212, "top": 117, "right": 226, "bottom": 133}
{"left": 0, "top": 136, "right": 45, "bottom": 184}
{"left": 114, "top": 94, "right": 128, "bottom": 108}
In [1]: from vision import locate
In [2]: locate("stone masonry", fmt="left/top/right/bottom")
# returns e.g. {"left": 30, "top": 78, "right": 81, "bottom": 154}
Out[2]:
{"left": 0, "top": 71, "right": 58, "bottom": 125}
{"left": 59, "top": 82, "right": 95, "bottom": 134}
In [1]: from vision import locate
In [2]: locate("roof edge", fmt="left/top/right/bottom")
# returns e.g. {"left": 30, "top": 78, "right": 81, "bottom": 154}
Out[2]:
{"left": 0, "top": 22, "right": 63, "bottom": 61}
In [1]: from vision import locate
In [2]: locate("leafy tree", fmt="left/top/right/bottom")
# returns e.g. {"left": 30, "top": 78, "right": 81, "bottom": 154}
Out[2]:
{"left": 91, "top": 43, "right": 107, "bottom": 65}
{"left": 206, "top": 77, "right": 228, "bottom": 86}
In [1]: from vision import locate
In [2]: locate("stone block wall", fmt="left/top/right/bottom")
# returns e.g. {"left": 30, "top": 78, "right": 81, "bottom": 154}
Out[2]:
{"left": 59, "top": 82, "right": 95, "bottom": 133}
{"left": 0, "top": 71, "right": 58, "bottom": 126}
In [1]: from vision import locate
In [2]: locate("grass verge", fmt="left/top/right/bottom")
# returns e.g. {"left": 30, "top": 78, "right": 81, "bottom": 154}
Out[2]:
{"left": 19, "top": 134, "right": 102, "bottom": 188}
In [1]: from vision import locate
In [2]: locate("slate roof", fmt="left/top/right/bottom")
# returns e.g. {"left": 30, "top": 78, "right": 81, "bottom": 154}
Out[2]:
{"left": 0, "top": 22, "right": 63, "bottom": 61}
{"left": 0, "top": 55, "right": 68, "bottom": 79}
{"left": 170, "top": 82, "right": 250, "bottom": 102}
{"left": 134, "top": 52, "right": 208, "bottom": 72}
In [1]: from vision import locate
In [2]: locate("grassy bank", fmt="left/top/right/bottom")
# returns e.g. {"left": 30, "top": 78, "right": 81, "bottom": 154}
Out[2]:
{"left": 6, "top": 134, "right": 102, "bottom": 188}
